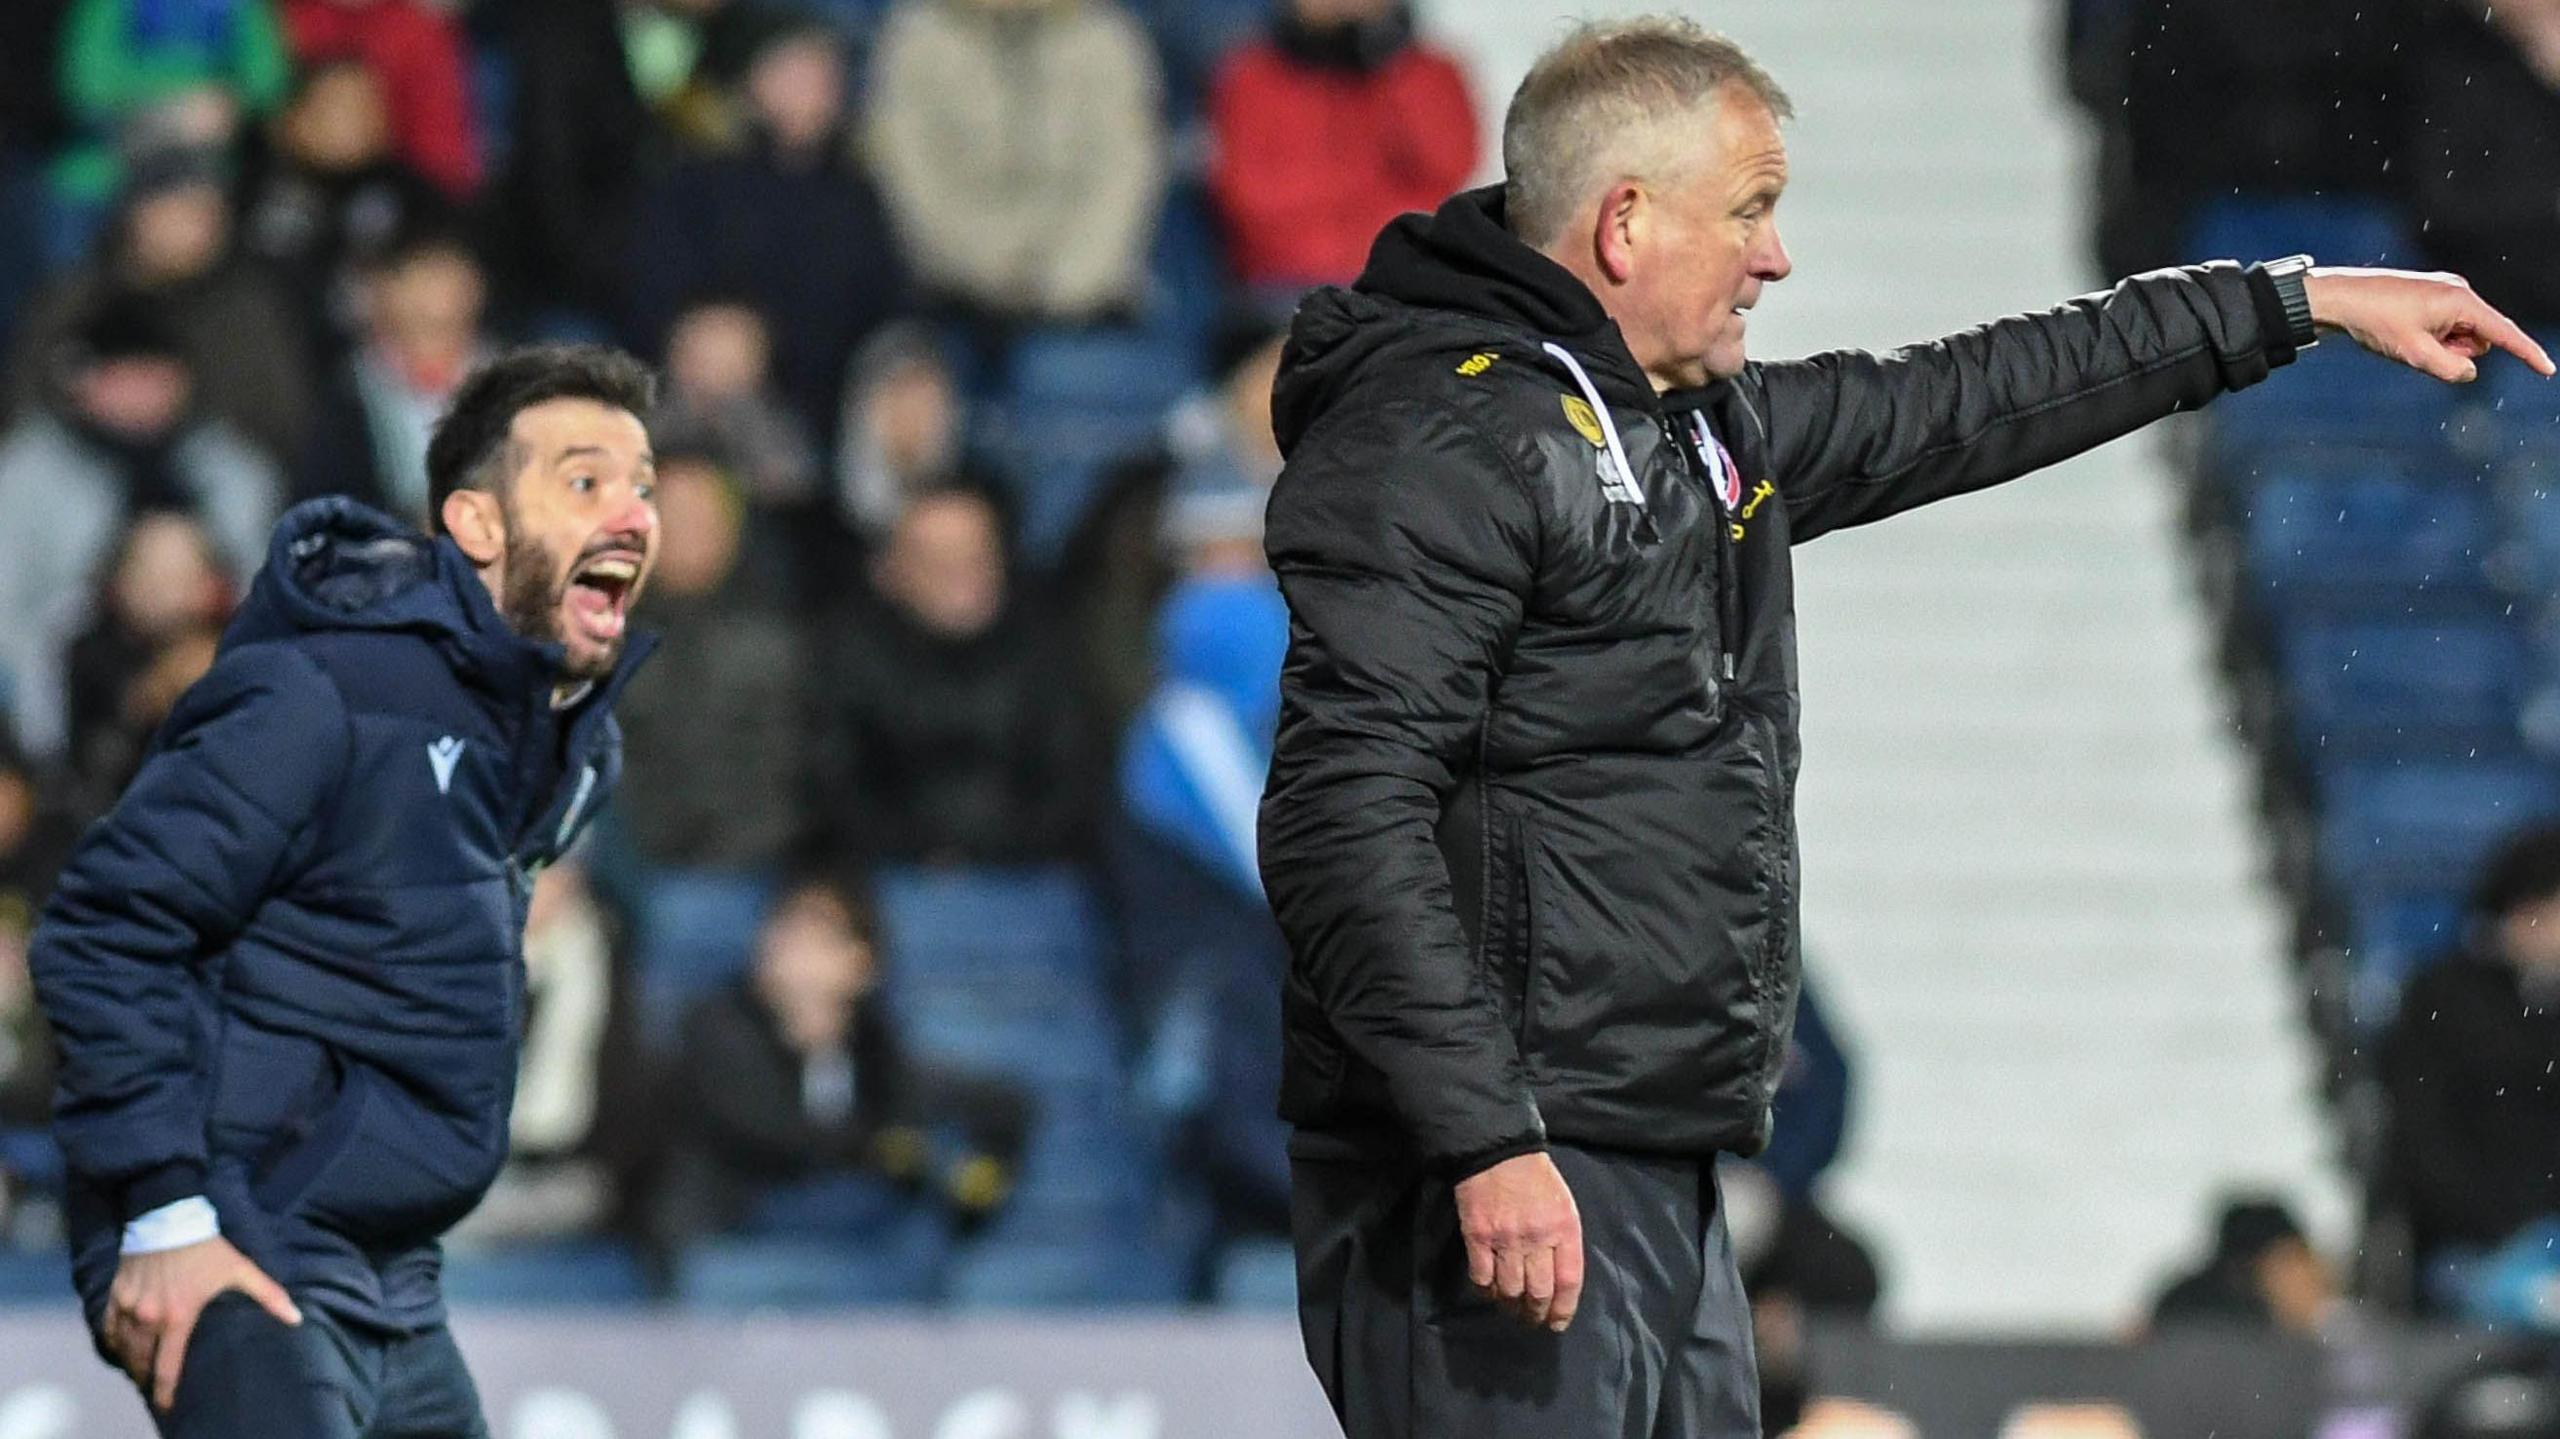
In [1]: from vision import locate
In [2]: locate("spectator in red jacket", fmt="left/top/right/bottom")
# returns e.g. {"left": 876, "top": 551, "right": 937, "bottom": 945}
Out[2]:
{"left": 1207, "top": 0, "right": 1479, "bottom": 293}
{"left": 280, "top": 0, "right": 481, "bottom": 198}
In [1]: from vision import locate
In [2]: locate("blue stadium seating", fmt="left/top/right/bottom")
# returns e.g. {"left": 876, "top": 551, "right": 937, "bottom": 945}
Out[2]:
{"left": 2343, "top": 889, "right": 2470, "bottom": 1030}
{"left": 943, "top": 1230, "right": 1189, "bottom": 1309}
{"left": 2240, "top": 454, "right": 2498, "bottom": 625}
{"left": 675, "top": 1230, "right": 947, "bottom": 1309}
{"left": 2186, "top": 196, "right": 2423, "bottom": 271}
{"left": 1211, "top": 1237, "right": 1298, "bottom": 1310}
{"left": 2317, "top": 758, "right": 2560, "bottom": 895}
{"left": 996, "top": 328, "right": 1204, "bottom": 564}
{"left": 874, "top": 865, "right": 1109, "bottom": 988}
{"left": 441, "top": 1239, "right": 652, "bottom": 1307}
{"left": 2279, "top": 618, "right": 2528, "bottom": 766}
{"left": 0, "top": 1247, "right": 70, "bottom": 1304}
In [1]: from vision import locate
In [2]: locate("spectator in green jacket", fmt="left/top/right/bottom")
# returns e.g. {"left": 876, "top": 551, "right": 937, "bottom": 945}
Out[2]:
{"left": 52, "top": 0, "right": 289, "bottom": 222}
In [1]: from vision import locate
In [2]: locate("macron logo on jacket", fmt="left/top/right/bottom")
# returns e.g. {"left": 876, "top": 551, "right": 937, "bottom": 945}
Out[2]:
{"left": 427, "top": 736, "right": 464, "bottom": 795}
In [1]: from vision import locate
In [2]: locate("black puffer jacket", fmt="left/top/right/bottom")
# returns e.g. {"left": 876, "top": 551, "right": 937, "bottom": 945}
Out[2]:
{"left": 1259, "top": 186, "right": 2300, "bottom": 1176}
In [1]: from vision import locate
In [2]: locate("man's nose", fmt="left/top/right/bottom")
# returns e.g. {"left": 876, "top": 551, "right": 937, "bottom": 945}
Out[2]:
{"left": 609, "top": 487, "right": 658, "bottom": 541}
{"left": 1757, "top": 223, "right": 1794, "bottom": 283}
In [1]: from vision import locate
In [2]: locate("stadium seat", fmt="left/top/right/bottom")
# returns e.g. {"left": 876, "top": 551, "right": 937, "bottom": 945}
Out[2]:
{"left": 1212, "top": 1237, "right": 1298, "bottom": 1310}
{"left": 2208, "top": 346, "right": 2461, "bottom": 475}
{"left": 942, "top": 1230, "right": 1189, "bottom": 1309}
{"left": 873, "top": 865, "right": 1109, "bottom": 988}
{"left": 2316, "top": 758, "right": 2560, "bottom": 894}
{"left": 2473, "top": 337, "right": 2560, "bottom": 457}
{"left": 2279, "top": 617, "right": 2528, "bottom": 767}
{"left": 2240, "top": 454, "right": 2498, "bottom": 624}
{"left": 440, "top": 1239, "right": 651, "bottom": 1307}
{"left": 2186, "top": 196, "right": 2422, "bottom": 271}
{"left": 2495, "top": 447, "right": 2560, "bottom": 595}
{"left": 2343, "top": 888, "right": 2469, "bottom": 1030}
{"left": 995, "top": 326, "right": 1204, "bottom": 564}
{"left": 0, "top": 1247, "right": 71, "bottom": 1304}
{"left": 674, "top": 1230, "right": 948, "bottom": 1309}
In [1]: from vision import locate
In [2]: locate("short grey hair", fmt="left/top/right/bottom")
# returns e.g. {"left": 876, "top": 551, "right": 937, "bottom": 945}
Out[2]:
{"left": 1502, "top": 18, "right": 1794, "bottom": 248}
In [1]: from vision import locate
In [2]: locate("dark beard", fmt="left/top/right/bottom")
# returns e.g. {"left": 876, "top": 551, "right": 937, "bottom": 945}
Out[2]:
{"left": 497, "top": 523, "right": 618, "bottom": 681}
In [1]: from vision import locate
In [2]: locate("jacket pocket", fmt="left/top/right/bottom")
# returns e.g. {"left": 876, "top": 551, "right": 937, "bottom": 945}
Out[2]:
{"left": 207, "top": 1018, "right": 333, "bottom": 1164}
{"left": 1512, "top": 815, "right": 1554, "bottom": 1068}
{"left": 250, "top": 1066, "right": 501, "bottom": 1244}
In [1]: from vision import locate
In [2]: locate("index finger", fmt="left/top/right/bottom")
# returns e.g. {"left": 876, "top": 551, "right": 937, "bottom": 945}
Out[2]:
{"left": 2468, "top": 297, "right": 2556, "bottom": 377}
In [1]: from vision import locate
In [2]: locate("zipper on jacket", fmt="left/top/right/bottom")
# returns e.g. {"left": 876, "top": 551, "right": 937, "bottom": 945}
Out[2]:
{"left": 1662, "top": 411, "right": 1742, "bottom": 684}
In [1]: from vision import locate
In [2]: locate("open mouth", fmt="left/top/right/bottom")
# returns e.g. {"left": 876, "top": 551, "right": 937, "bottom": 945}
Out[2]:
{"left": 563, "top": 552, "right": 641, "bottom": 646}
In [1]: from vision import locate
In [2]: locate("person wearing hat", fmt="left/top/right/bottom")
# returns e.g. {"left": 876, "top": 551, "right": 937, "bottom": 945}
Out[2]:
{"left": 0, "top": 297, "right": 280, "bottom": 761}
{"left": 8, "top": 144, "right": 313, "bottom": 463}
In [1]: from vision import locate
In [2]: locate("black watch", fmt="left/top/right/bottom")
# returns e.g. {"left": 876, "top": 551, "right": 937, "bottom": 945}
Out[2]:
{"left": 2262, "top": 253, "right": 2319, "bottom": 350}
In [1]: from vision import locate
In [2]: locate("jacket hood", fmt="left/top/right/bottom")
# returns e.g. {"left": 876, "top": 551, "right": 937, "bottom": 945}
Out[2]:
{"left": 224, "top": 497, "right": 523, "bottom": 657}
{"left": 1273, "top": 186, "right": 1653, "bottom": 453}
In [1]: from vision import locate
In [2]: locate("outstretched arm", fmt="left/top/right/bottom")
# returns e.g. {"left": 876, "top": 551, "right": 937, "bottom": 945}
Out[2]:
{"left": 1739, "top": 262, "right": 2550, "bottom": 544}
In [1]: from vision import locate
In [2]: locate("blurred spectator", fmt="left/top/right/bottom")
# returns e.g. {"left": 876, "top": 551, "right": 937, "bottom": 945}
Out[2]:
{"left": 811, "top": 486, "right": 1090, "bottom": 866}
{"left": 50, "top": 0, "right": 289, "bottom": 221}
{"left": 2404, "top": 0, "right": 2560, "bottom": 329}
{"left": 612, "top": 448, "right": 807, "bottom": 1029}
{"left": 624, "top": 0, "right": 830, "bottom": 152}
{"left": 2148, "top": 1196, "right": 2340, "bottom": 1334}
{"left": 1062, "top": 308, "right": 1286, "bottom": 748}
{"left": 488, "top": 0, "right": 662, "bottom": 326}
{"left": 0, "top": 730, "right": 72, "bottom": 1251}
{"left": 0, "top": 730, "right": 73, "bottom": 1133}
{"left": 655, "top": 296, "right": 820, "bottom": 507}
{"left": 279, "top": 0, "right": 481, "bottom": 198}
{"left": 629, "top": 19, "right": 909, "bottom": 440}
{"left": 0, "top": 1, "right": 74, "bottom": 356}
{"left": 59, "top": 509, "right": 236, "bottom": 815}
{"left": 2383, "top": 821, "right": 2560, "bottom": 1316}
{"left": 0, "top": 302, "right": 277, "bottom": 760}
{"left": 866, "top": 0, "right": 1165, "bottom": 329}
{"left": 1207, "top": 0, "right": 1478, "bottom": 293}
{"left": 831, "top": 322, "right": 984, "bottom": 544}
{"left": 9, "top": 146, "right": 313, "bottom": 463}
{"left": 1112, "top": 571, "right": 1291, "bottom": 1237}
{"left": 650, "top": 873, "right": 1031, "bottom": 1250}
{"left": 298, "top": 230, "right": 489, "bottom": 517}
{"left": 237, "top": 56, "right": 454, "bottom": 359}
{"left": 449, "top": 857, "right": 647, "bottom": 1244}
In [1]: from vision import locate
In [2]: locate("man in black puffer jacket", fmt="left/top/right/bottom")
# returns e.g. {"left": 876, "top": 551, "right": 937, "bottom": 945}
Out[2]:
{"left": 1258, "top": 18, "right": 2552, "bottom": 1439}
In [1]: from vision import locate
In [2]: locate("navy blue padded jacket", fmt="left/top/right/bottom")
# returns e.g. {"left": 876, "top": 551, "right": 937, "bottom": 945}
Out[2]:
{"left": 32, "top": 497, "right": 651, "bottom": 1334}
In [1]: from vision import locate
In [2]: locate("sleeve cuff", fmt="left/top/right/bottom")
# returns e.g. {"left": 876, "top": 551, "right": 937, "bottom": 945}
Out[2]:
{"left": 1444, "top": 1134, "right": 1551, "bottom": 1183}
{"left": 120, "top": 1159, "right": 209, "bottom": 1221}
{"left": 2244, "top": 258, "right": 2318, "bottom": 367}
{"left": 121, "top": 1196, "right": 219, "bottom": 1255}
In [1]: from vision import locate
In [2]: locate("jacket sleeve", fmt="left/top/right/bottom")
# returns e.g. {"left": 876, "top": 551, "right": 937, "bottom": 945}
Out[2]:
{"left": 1738, "top": 262, "right": 2298, "bottom": 543}
{"left": 1258, "top": 398, "right": 1548, "bottom": 1175}
{"left": 30, "top": 643, "right": 350, "bottom": 1219}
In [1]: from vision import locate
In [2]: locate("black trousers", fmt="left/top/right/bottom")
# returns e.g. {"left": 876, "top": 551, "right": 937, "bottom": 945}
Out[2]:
{"left": 150, "top": 1293, "right": 489, "bottom": 1439}
{"left": 1292, "top": 1142, "right": 1760, "bottom": 1439}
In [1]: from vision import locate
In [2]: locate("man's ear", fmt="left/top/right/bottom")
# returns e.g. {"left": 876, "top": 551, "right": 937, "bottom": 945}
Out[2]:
{"left": 442, "top": 489, "right": 506, "bottom": 565}
{"left": 1594, "top": 182, "right": 1645, "bottom": 286}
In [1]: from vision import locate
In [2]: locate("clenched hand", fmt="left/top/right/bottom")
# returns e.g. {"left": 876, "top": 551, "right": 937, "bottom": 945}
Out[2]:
{"left": 2305, "top": 267, "right": 2557, "bottom": 383}
{"left": 103, "top": 1236, "right": 301, "bottom": 1412}
{"left": 1453, "top": 1151, "right": 1584, "bottom": 1332}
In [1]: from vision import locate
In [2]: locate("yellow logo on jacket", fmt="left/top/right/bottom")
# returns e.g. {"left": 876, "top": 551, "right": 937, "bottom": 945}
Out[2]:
{"left": 1456, "top": 352, "right": 1498, "bottom": 377}
{"left": 1560, "top": 395, "right": 1607, "bottom": 448}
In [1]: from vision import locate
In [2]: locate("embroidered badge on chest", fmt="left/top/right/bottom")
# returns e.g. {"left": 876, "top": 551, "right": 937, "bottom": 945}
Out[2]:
{"left": 1562, "top": 394, "right": 1646, "bottom": 506}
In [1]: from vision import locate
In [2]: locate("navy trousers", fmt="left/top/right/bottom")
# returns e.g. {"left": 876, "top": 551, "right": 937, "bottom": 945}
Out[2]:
{"left": 151, "top": 1292, "right": 488, "bottom": 1439}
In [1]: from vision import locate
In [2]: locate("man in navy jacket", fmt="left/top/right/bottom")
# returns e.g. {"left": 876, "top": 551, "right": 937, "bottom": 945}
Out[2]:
{"left": 30, "top": 344, "right": 663, "bottom": 1437}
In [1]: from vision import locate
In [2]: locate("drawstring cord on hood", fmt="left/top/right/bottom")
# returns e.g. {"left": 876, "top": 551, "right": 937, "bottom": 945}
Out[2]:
{"left": 1541, "top": 342, "right": 1645, "bottom": 508}
{"left": 1539, "top": 342, "right": 1742, "bottom": 685}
